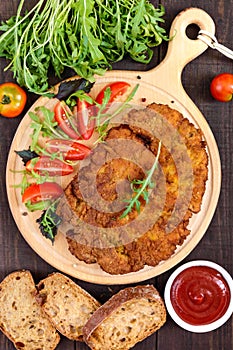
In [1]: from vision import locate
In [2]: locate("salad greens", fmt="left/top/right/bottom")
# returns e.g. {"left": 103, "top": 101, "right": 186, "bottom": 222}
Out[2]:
{"left": 94, "top": 83, "right": 139, "bottom": 143}
{"left": 0, "top": 0, "right": 169, "bottom": 94}
{"left": 36, "top": 201, "right": 62, "bottom": 243}
{"left": 13, "top": 77, "right": 160, "bottom": 242}
{"left": 28, "top": 80, "right": 139, "bottom": 154}
{"left": 121, "top": 140, "right": 162, "bottom": 218}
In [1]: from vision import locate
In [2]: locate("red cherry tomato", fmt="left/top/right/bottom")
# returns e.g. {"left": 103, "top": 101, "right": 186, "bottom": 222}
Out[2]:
{"left": 26, "top": 156, "right": 73, "bottom": 176}
{"left": 210, "top": 73, "right": 233, "bottom": 102}
{"left": 22, "top": 182, "right": 63, "bottom": 204}
{"left": 54, "top": 101, "right": 80, "bottom": 139}
{"left": 46, "top": 139, "right": 91, "bottom": 161}
{"left": 95, "top": 81, "right": 131, "bottom": 104}
{"left": 76, "top": 97, "right": 96, "bottom": 140}
{"left": 0, "top": 82, "right": 27, "bottom": 118}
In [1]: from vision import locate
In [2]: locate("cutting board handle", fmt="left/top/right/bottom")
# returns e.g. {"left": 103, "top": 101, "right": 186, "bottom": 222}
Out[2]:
{"left": 164, "top": 7, "right": 215, "bottom": 69}
{"left": 145, "top": 8, "right": 215, "bottom": 99}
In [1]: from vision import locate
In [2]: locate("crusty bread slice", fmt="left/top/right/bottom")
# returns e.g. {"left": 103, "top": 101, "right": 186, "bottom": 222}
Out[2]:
{"left": 35, "top": 272, "right": 101, "bottom": 341}
{"left": 0, "top": 270, "right": 60, "bottom": 350}
{"left": 83, "top": 285, "right": 166, "bottom": 350}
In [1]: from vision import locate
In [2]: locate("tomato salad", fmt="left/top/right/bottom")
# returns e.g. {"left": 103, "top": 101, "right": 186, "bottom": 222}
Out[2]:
{"left": 15, "top": 79, "right": 137, "bottom": 242}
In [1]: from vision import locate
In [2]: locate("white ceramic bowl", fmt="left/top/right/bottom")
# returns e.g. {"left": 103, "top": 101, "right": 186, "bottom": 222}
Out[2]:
{"left": 164, "top": 260, "right": 233, "bottom": 332}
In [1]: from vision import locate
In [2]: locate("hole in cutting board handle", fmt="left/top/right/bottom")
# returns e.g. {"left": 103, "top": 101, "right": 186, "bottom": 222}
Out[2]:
{"left": 186, "top": 24, "right": 201, "bottom": 40}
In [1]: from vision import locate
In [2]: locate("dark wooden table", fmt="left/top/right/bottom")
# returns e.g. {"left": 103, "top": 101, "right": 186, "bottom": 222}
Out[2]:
{"left": 0, "top": 1, "right": 232, "bottom": 349}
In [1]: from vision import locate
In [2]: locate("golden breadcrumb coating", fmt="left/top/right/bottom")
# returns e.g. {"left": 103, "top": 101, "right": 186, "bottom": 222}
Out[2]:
{"left": 57, "top": 103, "right": 208, "bottom": 274}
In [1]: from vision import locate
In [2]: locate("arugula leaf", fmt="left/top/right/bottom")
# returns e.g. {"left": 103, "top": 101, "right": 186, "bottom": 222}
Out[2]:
{"left": 94, "top": 84, "right": 139, "bottom": 143}
{"left": 74, "top": 0, "right": 107, "bottom": 63}
{"left": 11, "top": 172, "right": 29, "bottom": 196}
{"left": 29, "top": 106, "right": 69, "bottom": 153}
{"left": 25, "top": 200, "right": 52, "bottom": 212}
{"left": 121, "top": 140, "right": 162, "bottom": 218}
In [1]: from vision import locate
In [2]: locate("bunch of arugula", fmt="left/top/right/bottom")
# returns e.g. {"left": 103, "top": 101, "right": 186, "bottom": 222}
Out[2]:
{"left": 0, "top": 0, "right": 169, "bottom": 94}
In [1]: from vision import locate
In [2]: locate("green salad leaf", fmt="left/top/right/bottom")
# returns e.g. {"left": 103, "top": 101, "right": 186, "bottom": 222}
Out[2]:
{"left": 121, "top": 140, "right": 162, "bottom": 218}
{"left": 0, "top": 0, "right": 169, "bottom": 94}
{"left": 36, "top": 201, "right": 62, "bottom": 243}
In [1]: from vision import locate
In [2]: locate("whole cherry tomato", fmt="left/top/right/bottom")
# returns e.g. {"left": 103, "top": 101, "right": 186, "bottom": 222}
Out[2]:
{"left": 0, "top": 82, "right": 27, "bottom": 118}
{"left": 22, "top": 182, "right": 63, "bottom": 204}
{"left": 210, "top": 73, "right": 233, "bottom": 102}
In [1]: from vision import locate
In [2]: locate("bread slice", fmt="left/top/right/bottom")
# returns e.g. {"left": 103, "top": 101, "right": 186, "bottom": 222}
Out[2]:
{"left": 0, "top": 270, "right": 60, "bottom": 350}
{"left": 83, "top": 285, "right": 166, "bottom": 350}
{"left": 35, "top": 272, "right": 101, "bottom": 341}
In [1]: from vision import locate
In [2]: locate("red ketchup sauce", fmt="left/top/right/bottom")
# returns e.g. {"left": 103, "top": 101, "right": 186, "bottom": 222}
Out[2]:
{"left": 170, "top": 266, "right": 231, "bottom": 325}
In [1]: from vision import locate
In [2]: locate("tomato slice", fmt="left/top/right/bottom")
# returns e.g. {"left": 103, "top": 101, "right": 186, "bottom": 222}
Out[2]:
{"left": 46, "top": 139, "right": 91, "bottom": 161}
{"left": 95, "top": 81, "right": 131, "bottom": 105}
{"left": 26, "top": 156, "right": 73, "bottom": 176}
{"left": 76, "top": 97, "right": 96, "bottom": 140}
{"left": 54, "top": 101, "right": 80, "bottom": 139}
{"left": 22, "top": 182, "right": 63, "bottom": 203}
{"left": 0, "top": 82, "right": 27, "bottom": 118}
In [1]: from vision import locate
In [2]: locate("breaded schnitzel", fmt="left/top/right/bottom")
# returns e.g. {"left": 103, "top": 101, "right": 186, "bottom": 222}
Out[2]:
{"left": 57, "top": 103, "right": 208, "bottom": 274}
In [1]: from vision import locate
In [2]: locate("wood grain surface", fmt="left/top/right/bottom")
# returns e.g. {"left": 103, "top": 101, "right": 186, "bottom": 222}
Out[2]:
{"left": 0, "top": 1, "right": 232, "bottom": 349}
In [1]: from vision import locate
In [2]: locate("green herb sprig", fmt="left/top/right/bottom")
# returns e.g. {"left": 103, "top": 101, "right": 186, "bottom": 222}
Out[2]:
{"left": 94, "top": 84, "right": 139, "bottom": 143}
{"left": 121, "top": 140, "right": 162, "bottom": 218}
{"left": 0, "top": 0, "right": 169, "bottom": 94}
{"left": 28, "top": 106, "right": 69, "bottom": 153}
{"left": 36, "top": 201, "right": 62, "bottom": 243}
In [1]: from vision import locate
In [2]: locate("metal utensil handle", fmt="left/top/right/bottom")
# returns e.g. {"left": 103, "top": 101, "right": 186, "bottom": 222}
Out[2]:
{"left": 198, "top": 30, "right": 233, "bottom": 60}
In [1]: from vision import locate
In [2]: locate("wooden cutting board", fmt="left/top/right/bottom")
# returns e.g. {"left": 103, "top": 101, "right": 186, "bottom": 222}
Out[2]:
{"left": 6, "top": 8, "right": 221, "bottom": 285}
